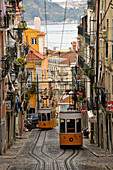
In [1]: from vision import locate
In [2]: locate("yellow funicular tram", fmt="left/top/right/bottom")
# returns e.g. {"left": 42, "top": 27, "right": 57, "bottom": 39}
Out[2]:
{"left": 38, "top": 107, "right": 56, "bottom": 129}
{"left": 59, "top": 110, "right": 83, "bottom": 148}
{"left": 38, "top": 94, "right": 56, "bottom": 129}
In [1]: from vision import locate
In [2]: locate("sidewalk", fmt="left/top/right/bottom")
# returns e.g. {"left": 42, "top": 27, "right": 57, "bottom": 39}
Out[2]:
{"left": 0, "top": 131, "right": 31, "bottom": 159}
{"left": 83, "top": 137, "right": 113, "bottom": 157}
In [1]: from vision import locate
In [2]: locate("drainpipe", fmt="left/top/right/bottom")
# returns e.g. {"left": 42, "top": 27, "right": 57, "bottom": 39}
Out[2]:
{"left": 37, "top": 75, "right": 39, "bottom": 110}
{"left": 96, "top": 0, "right": 100, "bottom": 147}
{"left": 0, "top": 35, "right": 2, "bottom": 154}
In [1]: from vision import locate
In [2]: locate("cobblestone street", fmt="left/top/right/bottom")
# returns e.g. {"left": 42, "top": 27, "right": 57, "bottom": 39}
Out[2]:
{"left": 0, "top": 128, "right": 113, "bottom": 170}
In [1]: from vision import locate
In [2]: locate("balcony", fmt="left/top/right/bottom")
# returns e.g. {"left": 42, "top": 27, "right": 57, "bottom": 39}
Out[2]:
{"left": 78, "top": 55, "right": 85, "bottom": 70}
{"left": 85, "top": 33, "right": 90, "bottom": 45}
{"left": 0, "top": 11, "right": 9, "bottom": 29}
{"left": 2, "top": 56, "right": 9, "bottom": 78}
{"left": 78, "top": 26, "right": 83, "bottom": 36}
{"left": 101, "top": 88, "right": 110, "bottom": 109}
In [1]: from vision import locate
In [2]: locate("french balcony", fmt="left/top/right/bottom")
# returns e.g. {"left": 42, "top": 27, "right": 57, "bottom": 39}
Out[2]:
{"left": 85, "top": 33, "right": 90, "bottom": 45}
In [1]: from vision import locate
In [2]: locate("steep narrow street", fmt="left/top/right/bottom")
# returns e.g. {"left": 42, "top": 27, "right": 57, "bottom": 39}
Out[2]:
{"left": 0, "top": 128, "right": 113, "bottom": 170}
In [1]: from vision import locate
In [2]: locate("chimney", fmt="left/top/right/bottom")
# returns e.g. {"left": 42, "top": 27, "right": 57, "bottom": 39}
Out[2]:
{"left": 34, "top": 16, "right": 41, "bottom": 31}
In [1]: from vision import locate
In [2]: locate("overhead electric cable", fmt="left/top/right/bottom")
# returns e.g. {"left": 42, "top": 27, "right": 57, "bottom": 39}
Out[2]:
{"left": 60, "top": 0, "right": 67, "bottom": 51}
{"left": 100, "top": 0, "right": 112, "bottom": 26}
{"left": 44, "top": 0, "right": 48, "bottom": 50}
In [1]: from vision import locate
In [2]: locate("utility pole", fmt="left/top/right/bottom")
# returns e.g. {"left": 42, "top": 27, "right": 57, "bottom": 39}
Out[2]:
{"left": 96, "top": 0, "right": 100, "bottom": 147}
{"left": 37, "top": 75, "right": 39, "bottom": 110}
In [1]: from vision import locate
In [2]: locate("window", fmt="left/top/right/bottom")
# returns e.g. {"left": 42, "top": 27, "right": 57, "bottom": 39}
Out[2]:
{"left": 31, "top": 38, "right": 37, "bottom": 45}
{"left": 60, "top": 119, "right": 65, "bottom": 133}
{"left": 76, "top": 119, "right": 81, "bottom": 133}
{"left": 42, "top": 113, "right": 46, "bottom": 121}
{"left": 47, "top": 113, "right": 50, "bottom": 121}
{"left": 67, "top": 119, "right": 75, "bottom": 133}
{"left": 38, "top": 113, "right": 41, "bottom": 121}
{"left": 106, "top": 19, "right": 109, "bottom": 58}
{"left": 112, "top": 18, "right": 113, "bottom": 60}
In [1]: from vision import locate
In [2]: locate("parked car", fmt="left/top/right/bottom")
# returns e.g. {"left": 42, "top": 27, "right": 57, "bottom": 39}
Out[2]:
{"left": 83, "top": 127, "right": 89, "bottom": 138}
{"left": 31, "top": 114, "right": 38, "bottom": 128}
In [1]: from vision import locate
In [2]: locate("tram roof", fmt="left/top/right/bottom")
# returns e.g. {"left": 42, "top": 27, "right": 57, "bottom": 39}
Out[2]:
{"left": 38, "top": 107, "right": 55, "bottom": 110}
{"left": 59, "top": 110, "right": 81, "bottom": 114}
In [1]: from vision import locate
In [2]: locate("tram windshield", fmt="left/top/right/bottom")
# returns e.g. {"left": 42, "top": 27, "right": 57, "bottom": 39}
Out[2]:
{"left": 42, "top": 113, "right": 46, "bottom": 121}
{"left": 38, "top": 113, "right": 41, "bottom": 121}
{"left": 76, "top": 119, "right": 81, "bottom": 133}
{"left": 60, "top": 119, "right": 65, "bottom": 133}
{"left": 47, "top": 113, "right": 50, "bottom": 121}
{"left": 67, "top": 119, "right": 75, "bottom": 133}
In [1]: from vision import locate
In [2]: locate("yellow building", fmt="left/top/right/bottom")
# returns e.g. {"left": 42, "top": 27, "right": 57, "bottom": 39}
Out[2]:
{"left": 24, "top": 19, "right": 49, "bottom": 112}
{"left": 24, "top": 27, "right": 46, "bottom": 54}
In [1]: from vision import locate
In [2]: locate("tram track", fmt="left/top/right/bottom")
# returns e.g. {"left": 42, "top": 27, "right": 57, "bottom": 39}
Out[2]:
{"left": 30, "top": 129, "right": 80, "bottom": 170}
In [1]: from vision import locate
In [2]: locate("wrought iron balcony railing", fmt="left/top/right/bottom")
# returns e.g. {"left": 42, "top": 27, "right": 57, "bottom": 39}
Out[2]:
{"left": 78, "top": 55, "right": 85, "bottom": 70}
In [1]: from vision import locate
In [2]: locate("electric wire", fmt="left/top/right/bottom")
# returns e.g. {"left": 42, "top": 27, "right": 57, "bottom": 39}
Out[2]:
{"left": 60, "top": 0, "right": 68, "bottom": 51}
{"left": 100, "top": 0, "right": 113, "bottom": 26}
{"left": 44, "top": 0, "right": 48, "bottom": 50}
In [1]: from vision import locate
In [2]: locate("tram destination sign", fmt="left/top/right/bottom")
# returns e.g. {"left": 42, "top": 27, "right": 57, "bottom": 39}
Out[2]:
{"left": 107, "top": 100, "right": 113, "bottom": 111}
{"left": 81, "top": 108, "right": 87, "bottom": 114}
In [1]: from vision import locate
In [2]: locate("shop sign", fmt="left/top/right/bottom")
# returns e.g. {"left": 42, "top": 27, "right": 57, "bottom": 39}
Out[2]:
{"left": 107, "top": 100, "right": 113, "bottom": 111}
{"left": 89, "top": 116, "right": 97, "bottom": 123}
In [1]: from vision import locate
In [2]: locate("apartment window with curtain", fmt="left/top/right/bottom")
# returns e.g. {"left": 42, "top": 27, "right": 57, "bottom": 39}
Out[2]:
{"left": 106, "top": 19, "right": 109, "bottom": 58}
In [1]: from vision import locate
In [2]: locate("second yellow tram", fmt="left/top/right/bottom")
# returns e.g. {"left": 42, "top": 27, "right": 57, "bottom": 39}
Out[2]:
{"left": 38, "top": 108, "right": 56, "bottom": 129}
{"left": 59, "top": 110, "right": 83, "bottom": 148}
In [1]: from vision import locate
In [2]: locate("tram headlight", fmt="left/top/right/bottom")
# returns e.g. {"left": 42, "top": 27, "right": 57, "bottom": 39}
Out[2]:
{"left": 62, "top": 136, "right": 65, "bottom": 139}
{"left": 69, "top": 137, "right": 73, "bottom": 142}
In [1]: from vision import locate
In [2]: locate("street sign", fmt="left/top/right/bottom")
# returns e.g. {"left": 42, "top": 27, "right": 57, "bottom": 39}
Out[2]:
{"left": 107, "top": 100, "right": 113, "bottom": 111}
{"left": 81, "top": 108, "right": 87, "bottom": 114}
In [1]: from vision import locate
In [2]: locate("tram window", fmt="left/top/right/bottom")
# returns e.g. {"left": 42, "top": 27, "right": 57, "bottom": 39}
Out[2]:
{"left": 38, "top": 113, "right": 41, "bottom": 121}
{"left": 47, "top": 113, "right": 50, "bottom": 121}
{"left": 60, "top": 119, "right": 65, "bottom": 133}
{"left": 67, "top": 119, "right": 75, "bottom": 133}
{"left": 76, "top": 119, "right": 81, "bottom": 133}
{"left": 54, "top": 111, "right": 55, "bottom": 118}
{"left": 42, "top": 113, "right": 46, "bottom": 121}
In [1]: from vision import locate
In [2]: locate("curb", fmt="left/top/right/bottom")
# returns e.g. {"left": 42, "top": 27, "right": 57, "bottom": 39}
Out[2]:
{"left": 83, "top": 145, "right": 107, "bottom": 157}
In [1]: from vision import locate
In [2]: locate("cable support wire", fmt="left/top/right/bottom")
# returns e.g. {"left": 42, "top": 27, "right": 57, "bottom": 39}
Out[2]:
{"left": 60, "top": 0, "right": 67, "bottom": 51}
{"left": 100, "top": 0, "right": 113, "bottom": 26}
{"left": 44, "top": 0, "right": 48, "bottom": 50}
